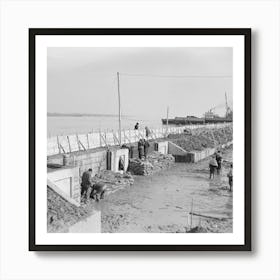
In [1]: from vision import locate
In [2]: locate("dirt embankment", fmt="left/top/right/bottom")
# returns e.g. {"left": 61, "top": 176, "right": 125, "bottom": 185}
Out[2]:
{"left": 47, "top": 171, "right": 134, "bottom": 233}
{"left": 168, "top": 126, "right": 232, "bottom": 151}
{"left": 47, "top": 187, "right": 95, "bottom": 233}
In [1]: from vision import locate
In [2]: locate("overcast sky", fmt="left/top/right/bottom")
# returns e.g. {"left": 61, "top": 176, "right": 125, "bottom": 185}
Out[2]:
{"left": 47, "top": 47, "right": 232, "bottom": 119}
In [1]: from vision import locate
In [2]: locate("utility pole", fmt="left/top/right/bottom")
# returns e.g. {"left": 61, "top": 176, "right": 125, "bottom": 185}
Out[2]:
{"left": 166, "top": 106, "right": 169, "bottom": 135}
{"left": 225, "top": 91, "right": 229, "bottom": 116}
{"left": 117, "top": 72, "right": 122, "bottom": 145}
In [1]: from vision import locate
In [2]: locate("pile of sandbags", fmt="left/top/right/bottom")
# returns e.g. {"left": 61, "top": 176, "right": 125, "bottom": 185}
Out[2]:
{"left": 148, "top": 152, "right": 175, "bottom": 170}
{"left": 128, "top": 151, "right": 175, "bottom": 176}
{"left": 128, "top": 159, "right": 154, "bottom": 175}
{"left": 93, "top": 170, "right": 134, "bottom": 195}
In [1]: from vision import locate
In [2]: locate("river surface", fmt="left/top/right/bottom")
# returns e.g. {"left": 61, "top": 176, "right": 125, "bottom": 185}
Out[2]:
{"left": 99, "top": 149, "right": 233, "bottom": 233}
{"left": 48, "top": 116, "right": 164, "bottom": 137}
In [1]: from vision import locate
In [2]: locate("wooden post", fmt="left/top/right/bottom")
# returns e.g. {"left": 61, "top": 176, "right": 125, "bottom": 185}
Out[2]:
{"left": 57, "top": 136, "right": 61, "bottom": 154}
{"left": 112, "top": 130, "right": 116, "bottom": 145}
{"left": 117, "top": 72, "right": 122, "bottom": 145}
{"left": 99, "top": 130, "right": 102, "bottom": 147}
{"left": 86, "top": 133, "right": 90, "bottom": 149}
{"left": 67, "top": 136, "right": 71, "bottom": 153}
{"left": 76, "top": 134, "right": 80, "bottom": 151}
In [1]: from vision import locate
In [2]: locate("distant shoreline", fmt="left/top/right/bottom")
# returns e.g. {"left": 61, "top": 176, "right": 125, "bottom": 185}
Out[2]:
{"left": 48, "top": 113, "right": 130, "bottom": 118}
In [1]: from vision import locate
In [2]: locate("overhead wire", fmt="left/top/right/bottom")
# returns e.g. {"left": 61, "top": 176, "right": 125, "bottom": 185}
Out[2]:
{"left": 119, "top": 72, "right": 232, "bottom": 79}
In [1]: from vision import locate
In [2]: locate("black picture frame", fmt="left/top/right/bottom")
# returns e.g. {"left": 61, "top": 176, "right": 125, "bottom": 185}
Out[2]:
{"left": 29, "top": 28, "right": 251, "bottom": 251}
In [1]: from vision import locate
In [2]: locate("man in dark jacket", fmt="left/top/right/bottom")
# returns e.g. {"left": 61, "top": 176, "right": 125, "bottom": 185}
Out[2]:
{"left": 138, "top": 139, "right": 145, "bottom": 159}
{"left": 215, "top": 151, "right": 223, "bottom": 175}
{"left": 144, "top": 139, "right": 150, "bottom": 159}
{"left": 81, "top": 168, "right": 93, "bottom": 201}
{"left": 145, "top": 126, "right": 151, "bottom": 139}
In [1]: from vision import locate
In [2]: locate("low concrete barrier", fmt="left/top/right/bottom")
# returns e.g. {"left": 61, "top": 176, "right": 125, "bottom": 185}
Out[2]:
{"left": 47, "top": 177, "right": 80, "bottom": 207}
{"left": 107, "top": 147, "right": 129, "bottom": 172}
{"left": 154, "top": 141, "right": 169, "bottom": 155}
{"left": 186, "top": 148, "right": 216, "bottom": 163}
{"left": 168, "top": 140, "right": 230, "bottom": 163}
{"left": 168, "top": 141, "right": 188, "bottom": 156}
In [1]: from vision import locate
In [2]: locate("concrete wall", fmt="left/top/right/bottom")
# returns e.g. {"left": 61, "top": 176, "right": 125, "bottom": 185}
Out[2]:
{"left": 68, "top": 210, "right": 101, "bottom": 233}
{"left": 154, "top": 141, "right": 169, "bottom": 154}
{"left": 108, "top": 148, "right": 129, "bottom": 172}
{"left": 168, "top": 141, "right": 188, "bottom": 156}
{"left": 47, "top": 166, "right": 81, "bottom": 204}
{"left": 168, "top": 140, "right": 218, "bottom": 163}
{"left": 63, "top": 149, "right": 107, "bottom": 179}
{"left": 186, "top": 148, "right": 216, "bottom": 163}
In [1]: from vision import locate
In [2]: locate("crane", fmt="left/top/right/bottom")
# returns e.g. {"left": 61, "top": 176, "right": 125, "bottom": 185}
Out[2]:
{"left": 225, "top": 92, "right": 233, "bottom": 119}
{"left": 205, "top": 92, "right": 232, "bottom": 119}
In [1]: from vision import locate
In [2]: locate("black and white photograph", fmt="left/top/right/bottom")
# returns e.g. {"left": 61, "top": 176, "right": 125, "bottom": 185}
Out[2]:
{"left": 5, "top": 0, "right": 280, "bottom": 279}
{"left": 30, "top": 29, "right": 251, "bottom": 250}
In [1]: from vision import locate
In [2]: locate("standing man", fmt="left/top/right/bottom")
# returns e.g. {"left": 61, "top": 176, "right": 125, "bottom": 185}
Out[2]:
{"left": 138, "top": 139, "right": 144, "bottom": 159}
{"left": 81, "top": 168, "right": 93, "bottom": 202}
{"left": 227, "top": 163, "right": 233, "bottom": 191}
{"left": 134, "top": 122, "right": 139, "bottom": 130}
{"left": 144, "top": 139, "right": 150, "bottom": 159}
{"left": 216, "top": 150, "right": 223, "bottom": 175}
{"left": 145, "top": 126, "right": 151, "bottom": 139}
{"left": 209, "top": 155, "right": 218, "bottom": 179}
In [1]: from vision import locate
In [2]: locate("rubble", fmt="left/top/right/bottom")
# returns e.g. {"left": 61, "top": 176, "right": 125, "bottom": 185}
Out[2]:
{"left": 93, "top": 170, "right": 134, "bottom": 195}
{"left": 128, "top": 151, "right": 175, "bottom": 175}
{"left": 168, "top": 126, "right": 233, "bottom": 151}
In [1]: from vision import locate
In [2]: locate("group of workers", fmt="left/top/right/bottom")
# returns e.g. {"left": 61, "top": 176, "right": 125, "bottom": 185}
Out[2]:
{"left": 138, "top": 138, "right": 150, "bottom": 160}
{"left": 81, "top": 168, "right": 106, "bottom": 202}
{"left": 134, "top": 122, "right": 151, "bottom": 139}
{"left": 134, "top": 122, "right": 151, "bottom": 160}
{"left": 80, "top": 122, "right": 232, "bottom": 203}
{"left": 209, "top": 150, "right": 233, "bottom": 191}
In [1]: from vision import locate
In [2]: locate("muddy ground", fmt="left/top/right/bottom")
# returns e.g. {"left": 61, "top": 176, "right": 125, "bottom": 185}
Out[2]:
{"left": 100, "top": 146, "right": 233, "bottom": 233}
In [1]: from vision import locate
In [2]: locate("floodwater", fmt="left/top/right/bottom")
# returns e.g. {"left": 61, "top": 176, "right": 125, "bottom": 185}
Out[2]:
{"left": 99, "top": 149, "right": 233, "bottom": 233}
